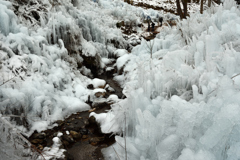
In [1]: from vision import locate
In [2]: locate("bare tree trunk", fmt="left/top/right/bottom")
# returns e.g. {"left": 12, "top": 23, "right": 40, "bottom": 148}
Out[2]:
{"left": 180, "top": 0, "right": 188, "bottom": 18}
{"left": 200, "top": 0, "right": 203, "bottom": 14}
{"left": 176, "top": 0, "right": 184, "bottom": 19}
{"left": 208, "top": 0, "right": 211, "bottom": 7}
{"left": 183, "top": 0, "right": 188, "bottom": 18}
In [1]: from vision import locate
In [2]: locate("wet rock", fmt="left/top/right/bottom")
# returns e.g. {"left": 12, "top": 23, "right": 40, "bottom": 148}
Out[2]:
{"left": 94, "top": 92, "right": 105, "bottom": 98}
{"left": 82, "top": 135, "right": 88, "bottom": 139}
{"left": 46, "top": 138, "right": 53, "bottom": 147}
{"left": 86, "top": 95, "right": 92, "bottom": 104}
{"left": 88, "top": 108, "right": 96, "bottom": 113}
{"left": 64, "top": 124, "right": 81, "bottom": 131}
{"left": 64, "top": 124, "right": 74, "bottom": 131}
{"left": 79, "top": 128, "right": 88, "bottom": 135}
{"left": 93, "top": 88, "right": 106, "bottom": 98}
{"left": 106, "top": 86, "right": 115, "bottom": 93}
{"left": 89, "top": 137, "right": 105, "bottom": 146}
{"left": 84, "top": 119, "right": 89, "bottom": 126}
{"left": 53, "top": 132, "right": 62, "bottom": 137}
{"left": 64, "top": 151, "right": 74, "bottom": 160}
{"left": 88, "top": 116, "right": 96, "bottom": 124}
{"left": 31, "top": 132, "right": 46, "bottom": 139}
{"left": 37, "top": 145, "right": 44, "bottom": 150}
{"left": 100, "top": 144, "right": 108, "bottom": 148}
{"left": 55, "top": 120, "right": 64, "bottom": 127}
{"left": 116, "top": 21, "right": 124, "bottom": 28}
{"left": 80, "top": 66, "right": 93, "bottom": 78}
{"left": 81, "top": 54, "right": 101, "bottom": 77}
{"left": 63, "top": 135, "right": 74, "bottom": 143}
{"left": 87, "top": 84, "right": 94, "bottom": 89}
{"left": 92, "top": 100, "right": 108, "bottom": 108}
{"left": 106, "top": 68, "right": 116, "bottom": 77}
{"left": 62, "top": 140, "right": 70, "bottom": 147}
{"left": 70, "top": 131, "right": 82, "bottom": 139}
{"left": 31, "top": 139, "right": 44, "bottom": 144}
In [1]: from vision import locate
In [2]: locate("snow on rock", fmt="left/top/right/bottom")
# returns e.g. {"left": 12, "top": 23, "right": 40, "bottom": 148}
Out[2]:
{"left": 31, "top": 121, "right": 49, "bottom": 133}
{"left": 90, "top": 112, "right": 120, "bottom": 133}
{"left": 92, "top": 78, "right": 106, "bottom": 88}
{"left": 61, "top": 96, "right": 90, "bottom": 113}
{"left": 116, "top": 54, "right": 130, "bottom": 71}
{"left": 107, "top": 94, "right": 119, "bottom": 103}
{"left": 93, "top": 88, "right": 106, "bottom": 98}
{"left": 39, "top": 137, "right": 65, "bottom": 160}
{"left": 82, "top": 40, "right": 97, "bottom": 57}
{"left": 113, "top": 49, "right": 128, "bottom": 58}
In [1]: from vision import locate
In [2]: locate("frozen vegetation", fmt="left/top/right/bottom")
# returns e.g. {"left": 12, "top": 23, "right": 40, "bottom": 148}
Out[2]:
{"left": 1, "top": 0, "right": 240, "bottom": 159}
{"left": 96, "top": 1, "right": 240, "bottom": 160}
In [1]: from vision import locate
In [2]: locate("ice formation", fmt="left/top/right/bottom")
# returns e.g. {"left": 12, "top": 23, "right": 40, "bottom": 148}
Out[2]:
{"left": 96, "top": 1, "right": 240, "bottom": 160}
{"left": 1, "top": 0, "right": 240, "bottom": 159}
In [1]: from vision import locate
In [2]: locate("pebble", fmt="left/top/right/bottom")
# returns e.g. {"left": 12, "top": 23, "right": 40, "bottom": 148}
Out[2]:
{"left": 31, "top": 139, "right": 44, "bottom": 144}
{"left": 70, "top": 131, "right": 82, "bottom": 139}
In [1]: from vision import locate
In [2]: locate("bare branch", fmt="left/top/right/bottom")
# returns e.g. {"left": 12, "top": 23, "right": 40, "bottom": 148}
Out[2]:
{"left": 0, "top": 75, "right": 17, "bottom": 87}
{"left": 231, "top": 73, "right": 240, "bottom": 79}
{"left": 112, "top": 146, "right": 121, "bottom": 160}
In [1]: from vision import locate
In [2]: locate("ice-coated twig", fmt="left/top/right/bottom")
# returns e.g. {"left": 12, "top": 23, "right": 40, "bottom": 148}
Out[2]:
{"left": 112, "top": 146, "right": 121, "bottom": 160}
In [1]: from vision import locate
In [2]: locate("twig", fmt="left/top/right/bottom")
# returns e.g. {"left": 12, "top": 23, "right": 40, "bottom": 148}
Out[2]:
{"left": 112, "top": 146, "right": 121, "bottom": 160}
{"left": 18, "top": 132, "right": 46, "bottom": 159}
{"left": 145, "top": 39, "right": 155, "bottom": 59}
{"left": 31, "top": 144, "right": 46, "bottom": 160}
{"left": 116, "top": 140, "right": 125, "bottom": 149}
{"left": 231, "top": 73, "right": 240, "bottom": 79}
{"left": 0, "top": 75, "right": 16, "bottom": 86}
{"left": 124, "top": 112, "right": 127, "bottom": 160}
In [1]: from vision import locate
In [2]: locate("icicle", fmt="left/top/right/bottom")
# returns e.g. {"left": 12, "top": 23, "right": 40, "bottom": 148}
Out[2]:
{"left": 40, "top": 15, "right": 45, "bottom": 27}
{"left": 52, "top": 8, "right": 56, "bottom": 44}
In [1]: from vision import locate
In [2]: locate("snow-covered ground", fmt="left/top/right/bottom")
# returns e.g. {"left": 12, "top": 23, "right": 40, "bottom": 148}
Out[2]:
{"left": 93, "top": 1, "right": 240, "bottom": 160}
{"left": 0, "top": 0, "right": 161, "bottom": 134}
{"left": 0, "top": 0, "right": 160, "bottom": 158}
{"left": 131, "top": 0, "right": 202, "bottom": 14}
{"left": 1, "top": 0, "right": 240, "bottom": 159}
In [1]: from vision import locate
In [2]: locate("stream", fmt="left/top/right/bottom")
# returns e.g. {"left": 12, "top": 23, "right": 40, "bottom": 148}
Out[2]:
{"left": 28, "top": 68, "right": 124, "bottom": 160}
{"left": 28, "top": 5, "right": 164, "bottom": 158}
